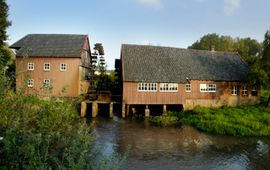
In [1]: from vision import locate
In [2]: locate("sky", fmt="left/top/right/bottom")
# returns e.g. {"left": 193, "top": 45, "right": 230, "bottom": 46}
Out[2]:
{"left": 6, "top": 0, "right": 270, "bottom": 69}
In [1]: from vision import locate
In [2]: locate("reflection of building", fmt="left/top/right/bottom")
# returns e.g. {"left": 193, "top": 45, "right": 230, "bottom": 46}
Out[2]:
{"left": 118, "top": 44, "right": 260, "bottom": 117}
{"left": 11, "top": 34, "right": 91, "bottom": 97}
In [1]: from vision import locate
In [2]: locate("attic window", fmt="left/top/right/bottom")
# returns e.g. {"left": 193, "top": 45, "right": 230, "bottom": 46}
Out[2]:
{"left": 138, "top": 83, "right": 157, "bottom": 92}
{"left": 200, "top": 84, "right": 216, "bottom": 92}
{"left": 160, "top": 83, "right": 178, "bottom": 92}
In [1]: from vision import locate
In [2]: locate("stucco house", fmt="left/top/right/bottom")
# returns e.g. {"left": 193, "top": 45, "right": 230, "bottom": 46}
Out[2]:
{"left": 119, "top": 44, "right": 260, "bottom": 117}
{"left": 10, "top": 34, "right": 91, "bottom": 97}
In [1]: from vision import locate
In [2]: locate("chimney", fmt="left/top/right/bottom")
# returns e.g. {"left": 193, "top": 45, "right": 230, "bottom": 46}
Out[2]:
{"left": 211, "top": 45, "right": 215, "bottom": 52}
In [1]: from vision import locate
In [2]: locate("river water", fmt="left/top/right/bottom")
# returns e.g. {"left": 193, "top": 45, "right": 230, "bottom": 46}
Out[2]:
{"left": 92, "top": 117, "right": 270, "bottom": 170}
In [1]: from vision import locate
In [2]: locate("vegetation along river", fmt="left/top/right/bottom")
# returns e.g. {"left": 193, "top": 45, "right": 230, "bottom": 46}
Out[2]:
{"left": 92, "top": 117, "right": 270, "bottom": 170}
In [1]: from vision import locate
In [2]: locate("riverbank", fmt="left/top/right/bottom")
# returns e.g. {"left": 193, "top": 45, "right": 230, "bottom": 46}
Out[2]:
{"left": 150, "top": 104, "right": 270, "bottom": 136}
{"left": 150, "top": 90, "right": 270, "bottom": 136}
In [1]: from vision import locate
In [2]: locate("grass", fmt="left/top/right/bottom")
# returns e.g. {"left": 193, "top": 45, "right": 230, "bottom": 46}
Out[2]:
{"left": 150, "top": 89, "right": 270, "bottom": 136}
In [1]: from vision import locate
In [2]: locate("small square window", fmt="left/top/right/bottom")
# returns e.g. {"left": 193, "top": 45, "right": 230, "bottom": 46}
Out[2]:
{"left": 60, "top": 63, "right": 67, "bottom": 71}
{"left": 44, "top": 63, "right": 50, "bottom": 71}
{"left": 28, "top": 63, "right": 34, "bottom": 70}
{"left": 27, "top": 79, "right": 34, "bottom": 87}
{"left": 242, "top": 86, "right": 248, "bottom": 96}
{"left": 43, "top": 79, "right": 50, "bottom": 87}
{"left": 232, "top": 85, "right": 238, "bottom": 95}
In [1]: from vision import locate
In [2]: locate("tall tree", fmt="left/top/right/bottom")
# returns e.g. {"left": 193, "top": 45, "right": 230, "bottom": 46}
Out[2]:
{"left": 0, "top": 0, "right": 11, "bottom": 46}
{"left": 261, "top": 30, "right": 270, "bottom": 107}
{"left": 0, "top": 0, "right": 12, "bottom": 74}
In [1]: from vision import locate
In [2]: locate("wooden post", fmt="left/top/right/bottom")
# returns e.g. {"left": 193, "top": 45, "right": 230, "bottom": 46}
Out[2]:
{"left": 126, "top": 105, "right": 130, "bottom": 116}
{"left": 92, "top": 102, "right": 98, "bottom": 118}
{"left": 122, "top": 103, "right": 126, "bottom": 118}
{"left": 163, "top": 104, "right": 167, "bottom": 116}
{"left": 80, "top": 102, "right": 87, "bottom": 117}
{"left": 145, "top": 105, "right": 150, "bottom": 117}
{"left": 109, "top": 102, "right": 114, "bottom": 118}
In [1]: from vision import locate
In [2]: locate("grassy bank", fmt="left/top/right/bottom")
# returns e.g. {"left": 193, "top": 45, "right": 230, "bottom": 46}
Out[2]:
{"left": 150, "top": 90, "right": 270, "bottom": 136}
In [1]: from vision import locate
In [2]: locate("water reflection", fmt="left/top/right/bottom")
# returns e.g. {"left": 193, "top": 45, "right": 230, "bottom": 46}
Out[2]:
{"left": 92, "top": 117, "right": 270, "bottom": 170}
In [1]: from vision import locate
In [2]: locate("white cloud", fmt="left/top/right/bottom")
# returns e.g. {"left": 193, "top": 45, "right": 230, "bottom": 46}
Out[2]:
{"left": 138, "top": 0, "right": 163, "bottom": 10}
{"left": 224, "top": 0, "right": 241, "bottom": 16}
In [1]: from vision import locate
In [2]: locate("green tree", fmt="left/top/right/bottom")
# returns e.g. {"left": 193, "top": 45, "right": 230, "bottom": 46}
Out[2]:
{"left": 189, "top": 33, "right": 261, "bottom": 64}
{"left": 0, "top": 0, "right": 11, "bottom": 46}
{"left": 261, "top": 30, "right": 270, "bottom": 107}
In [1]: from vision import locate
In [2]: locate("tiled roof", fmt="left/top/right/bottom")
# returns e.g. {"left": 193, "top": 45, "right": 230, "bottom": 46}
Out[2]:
{"left": 121, "top": 44, "right": 249, "bottom": 83}
{"left": 10, "top": 34, "right": 87, "bottom": 57}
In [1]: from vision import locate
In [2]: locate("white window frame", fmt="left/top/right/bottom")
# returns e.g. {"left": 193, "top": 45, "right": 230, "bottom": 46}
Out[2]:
{"left": 186, "top": 84, "right": 191, "bottom": 92}
{"left": 242, "top": 86, "right": 248, "bottom": 96}
{"left": 232, "top": 85, "right": 238, "bottom": 95}
{"left": 60, "top": 63, "right": 67, "bottom": 71}
{"left": 138, "top": 83, "right": 157, "bottom": 92}
{"left": 160, "top": 83, "right": 178, "bottom": 92}
{"left": 28, "top": 63, "right": 34, "bottom": 71}
{"left": 27, "top": 79, "right": 34, "bottom": 87}
{"left": 44, "top": 63, "right": 50, "bottom": 71}
{"left": 200, "top": 84, "right": 216, "bottom": 92}
{"left": 43, "top": 79, "right": 50, "bottom": 87}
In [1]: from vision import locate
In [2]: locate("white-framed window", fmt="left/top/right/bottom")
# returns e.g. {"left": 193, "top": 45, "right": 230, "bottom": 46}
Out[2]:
{"left": 160, "top": 83, "right": 178, "bottom": 92}
{"left": 252, "top": 86, "right": 258, "bottom": 96}
{"left": 186, "top": 84, "right": 191, "bottom": 92}
{"left": 242, "top": 86, "right": 248, "bottom": 96}
{"left": 43, "top": 79, "right": 50, "bottom": 87}
{"left": 27, "top": 79, "right": 34, "bottom": 87}
{"left": 232, "top": 85, "right": 238, "bottom": 95}
{"left": 28, "top": 63, "right": 34, "bottom": 70}
{"left": 200, "top": 84, "right": 216, "bottom": 92}
{"left": 138, "top": 83, "right": 157, "bottom": 92}
{"left": 60, "top": 63, "right": 67, "bottom": 71}
{"left": 44, "top": 63, "right": 50, "bottom": 71}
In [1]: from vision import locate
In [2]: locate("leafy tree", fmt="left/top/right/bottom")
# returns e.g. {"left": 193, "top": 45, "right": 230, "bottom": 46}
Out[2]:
{"left": 189, "top": 33, "right": 261, "bottom": 64}
{"left": 0, "top": 0, "right": 11, "bottom": 46}
{"left": 261, "top": 30, "right": 270, "bottom": 107}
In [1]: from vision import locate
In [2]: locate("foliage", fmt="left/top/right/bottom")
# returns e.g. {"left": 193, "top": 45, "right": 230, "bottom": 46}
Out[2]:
{"left": 0, "top": 0, "right": 11, "bottom": 46}
{"left": 149, "top": 114, "right": 180, "bottom": 127}
{"left": 180, "top": 103, "right": 270, "bottom": 136}
{"left": 0, "top": 88, "right": 96, "bottom": 169}
{"left": 188, "top": 33, "right": 261, "bottom": 63}
{"left": 261, "top": 29, "right": 270, "bottom": 107}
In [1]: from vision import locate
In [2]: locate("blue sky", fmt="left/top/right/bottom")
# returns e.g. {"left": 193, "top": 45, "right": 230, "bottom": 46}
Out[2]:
{"left": 6, "top": 0, "right": 270, "bottom": 69}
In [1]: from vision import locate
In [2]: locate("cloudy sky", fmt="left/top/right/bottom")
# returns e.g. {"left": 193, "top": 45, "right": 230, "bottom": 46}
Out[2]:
{"left": 6, "top": 0, "right": 270, "bottom": 69}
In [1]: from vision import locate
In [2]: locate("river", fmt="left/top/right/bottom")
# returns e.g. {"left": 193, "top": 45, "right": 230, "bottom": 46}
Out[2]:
{"left": 92, "top": 117, "right": 270, "bottom": 170}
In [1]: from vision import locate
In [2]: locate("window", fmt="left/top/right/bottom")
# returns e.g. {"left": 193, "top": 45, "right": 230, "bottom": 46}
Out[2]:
{"left": 27, "top": 79, "right": 34, "bottom": 87}
{"left": 200, "top": 84, "right": 216, "bottom": 92}
{"left": 232, "top": 85, "right": 238, "bottom": 95}
{"left": 186, "top": 84, "right": 191, "bottom": 92}
{"left": 28, "top": 63, "right": 34, "bottom": 70}
{"left": 44, "top": 63, "right": 50, "bottom": 71}
{"left": 60, "top": 63, "right": 67, "bottom": 71}
{"left": 43, "top": 79, "right": 50, "bottom": 87}
{"left": 242, "top": 86, "right": 248, "bottom": 96}
{"left": 252, "top": 86, "right": 258, "bottom": 96}
{"left": 138, "top": 83, "right": 157, "bottom": 92}
{"left": 160, "top": 83, "right": 178, "bottom": 92}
